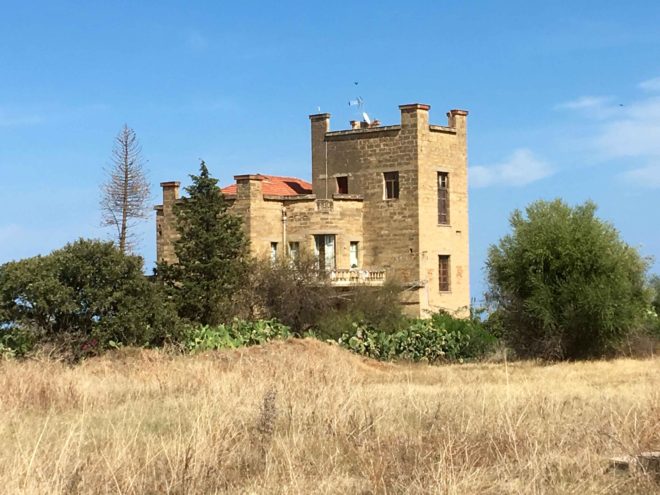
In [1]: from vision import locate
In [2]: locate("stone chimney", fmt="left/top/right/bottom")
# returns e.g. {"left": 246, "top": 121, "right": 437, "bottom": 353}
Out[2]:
{"left": 160, "top": 181, "right": 180, "bottom": 210}
{"left": 309, "top": 113, "right": 331, "bottom": 198}
{"left": 157, "top": 181, "right": 181, "bottom": 264}
{"left": 447, "top": 109, "right": 468, "bottom": 133}
{"left": 399, "top": 103, "right": 430, "bottom": 130}
{"left": 234, "top": 174, "right": 264, "bottom": 201}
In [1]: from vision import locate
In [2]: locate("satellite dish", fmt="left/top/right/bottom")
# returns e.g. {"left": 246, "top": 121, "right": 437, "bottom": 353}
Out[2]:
{"left": 348, "top": 94, "right": 376, "bottom": 125}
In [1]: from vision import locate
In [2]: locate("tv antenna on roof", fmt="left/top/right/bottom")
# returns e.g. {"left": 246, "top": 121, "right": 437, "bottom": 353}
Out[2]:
{"left": 348, "top": 95, "right": 372, "bottom": 125}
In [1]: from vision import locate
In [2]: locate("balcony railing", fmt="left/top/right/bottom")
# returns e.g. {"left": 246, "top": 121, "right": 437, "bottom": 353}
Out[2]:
{"left": 328, "top": 269, "right": 386, "bottom": 286}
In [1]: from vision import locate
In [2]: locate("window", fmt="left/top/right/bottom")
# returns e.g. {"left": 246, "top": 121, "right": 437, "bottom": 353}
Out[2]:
{"left": 336, "top": 176, "right": 348, "bottom": 194}
{"left": 384, "top": 171, "right": 399, "bottom": 199}
{"left": 314, "top": 235, "right": 336, "bottom": 271}
{"left": 439, "top": 255, "right": 450, "bottom": 292}
{"left": 288, "top": 241, "right": 299, "bottom": 261}
{"left": 349, "top": 241, "right": 359, "bottom": 268}
{"left": 270, "top": 242, "right": 278, "bottom": 263}
{"left": 438, "top": 172, "right": 449, "bottom": 224}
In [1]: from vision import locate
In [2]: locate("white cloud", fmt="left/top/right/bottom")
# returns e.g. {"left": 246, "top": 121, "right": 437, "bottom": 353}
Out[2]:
{"left": 0, "top": 108, "right": 43, "bottom": 127}
{"left": 470, "top": 148, "right": 554, "bottom": 188}
{"left": 0, "top": 103, "right": 108, "bottom": 128}
{"left": 639, "top": 77, "right": 660, "bottom": 92}
{"left": 592, "top": 96, "right": 660, "bottom": 159}
{"left": 621, "top": 164, "right": 660, "bottom": 188}
{"left": 556, "top": 96, "right": 612, "bottom": 111}
{"left": 557, "top": 81, "right": 660, "bottom": 183}
{"left": 555, "top": 96, "right": 617, "bottom": 119}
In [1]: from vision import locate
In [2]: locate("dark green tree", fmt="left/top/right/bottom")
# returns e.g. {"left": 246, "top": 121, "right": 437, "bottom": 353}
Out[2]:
{"left": 647, "top": 275, "right": 660, "bottom": 338}
{"left": 650, "top": 275, "right": 660, "bottom": 315}
{"left": 0, "top": 239, "right": 180, "bottom": 352}
{"left": 158, "top": 161, "right": 248, "bottom": 325}
{"left": 486, "top": 199, "right": 650, "bottom": 359}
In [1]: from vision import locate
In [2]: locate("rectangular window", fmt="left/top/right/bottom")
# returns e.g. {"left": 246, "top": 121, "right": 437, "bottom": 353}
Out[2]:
{"left": 384, "top": 171, "right": 399, "bottom": 199}
{"left": 439, "top": 255, "right": 450, "bottom": 292}
{"left": 336, "top": 176, "right": 348, "bottom": 194}
{"left": 349, "top": 241, "right": 359, "bottom": 268}
{"left": 314, "top": 235, "right": 336, "bottom": 272}
{"left": 288, "top": 241, "right": 299, "bottom": 261}
{"left": 270, "top": 242, "right": 278, "bottom": 263}
{"left": 438, "top": 172, "right": 449, "bottom": 224}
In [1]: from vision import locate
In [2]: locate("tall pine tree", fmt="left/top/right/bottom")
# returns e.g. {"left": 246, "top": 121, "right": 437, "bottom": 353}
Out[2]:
{"left": 158, "top": 161, "right": 248, "bottom": 325}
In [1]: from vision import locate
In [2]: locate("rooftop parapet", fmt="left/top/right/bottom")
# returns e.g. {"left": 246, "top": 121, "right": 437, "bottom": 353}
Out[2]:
{"left": 311, "top": 103, "right": 468, "bottom": 138}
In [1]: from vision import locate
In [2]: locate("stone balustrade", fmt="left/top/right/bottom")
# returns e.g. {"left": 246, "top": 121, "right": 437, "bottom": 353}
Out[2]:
{"left": 328, "top": 269, "right": 386, "bottom": 286}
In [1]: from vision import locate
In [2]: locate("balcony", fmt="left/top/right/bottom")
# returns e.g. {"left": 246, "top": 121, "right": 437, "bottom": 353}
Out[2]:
{"left": 328, "top": 269, "right": 386, "bottom": 287}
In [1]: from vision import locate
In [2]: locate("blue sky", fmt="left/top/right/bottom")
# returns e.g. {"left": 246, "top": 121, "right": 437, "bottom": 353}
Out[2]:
{"left": 1, "top": 0, "right": 659, "bottom": 301}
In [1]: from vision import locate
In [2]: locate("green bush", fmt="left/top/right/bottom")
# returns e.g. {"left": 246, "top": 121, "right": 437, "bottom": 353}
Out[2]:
{"left": 315, "top": 281, "right": 407, "bottom": 340}
{"left": 184, "top": 319, "right": 291, "bottom": 352}
{"left": 183, "top": 324, "right": 242, "bottom": 351}
{"left": 337, "top": 322, "right": 391, "bottom": 360}
{"left": 486, "top": 200, "right": 650, "bottom": 359}
{"left": 429, "top": 309, "right": 498, "bottom": 360}
{"left": 338, "top": 310, "right": 496, "bottom": 363}
{"left": 0, "top": 239, "right": 181, "bottom": 355}
{"left": 235, "top": 254, "right": 335, "bottom": 335}
{"left": 651, "top": 275, "right": 660, "bottom": 316}
{"left": 392, "top": 319, "right": 463, "bottom": 362}
{"left": 0, "top": 326, "right": 38, "bottom": 358}
{"left": 647, "top": 275, "right": 660, "bottom": 338}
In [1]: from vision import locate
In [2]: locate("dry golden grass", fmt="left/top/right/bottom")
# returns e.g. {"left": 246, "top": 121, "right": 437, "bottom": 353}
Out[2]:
{"left": 0, "top": 339, "right": 658, "bottom": 494}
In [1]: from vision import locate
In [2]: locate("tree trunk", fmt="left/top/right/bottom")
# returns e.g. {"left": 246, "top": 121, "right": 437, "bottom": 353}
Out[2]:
{"left": 119, "top": 137, "right": 130, "bottom": 253}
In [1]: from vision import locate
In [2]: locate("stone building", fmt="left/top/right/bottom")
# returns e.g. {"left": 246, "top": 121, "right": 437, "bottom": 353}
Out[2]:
{"left": 156, "top": 103, "right": 470, "bottom": 316}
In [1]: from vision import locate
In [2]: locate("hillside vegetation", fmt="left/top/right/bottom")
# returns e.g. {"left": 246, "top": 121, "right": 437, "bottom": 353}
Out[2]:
{"left": 0, "top": 340, "right": 658, "bottom": 494}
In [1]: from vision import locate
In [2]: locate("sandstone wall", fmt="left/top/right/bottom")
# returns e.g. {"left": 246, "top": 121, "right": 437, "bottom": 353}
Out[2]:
{"left": 417, "top": 111, "right": 470, "bottom": 316}
{"left": 285, "top": 197, "right": 364, "bottom": 269}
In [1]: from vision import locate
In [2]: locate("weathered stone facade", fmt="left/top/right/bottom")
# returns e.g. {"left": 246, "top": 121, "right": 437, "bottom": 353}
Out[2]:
{"left": 156, "top": 103, "right": 470, "bottom": 316}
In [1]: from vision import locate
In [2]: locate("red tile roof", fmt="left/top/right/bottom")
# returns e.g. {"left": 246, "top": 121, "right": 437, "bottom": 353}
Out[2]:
{"left": 222, "top": 175, "right": 313, "bottom": 196}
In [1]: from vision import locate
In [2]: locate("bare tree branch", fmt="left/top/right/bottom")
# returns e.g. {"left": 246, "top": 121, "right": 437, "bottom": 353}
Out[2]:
{"left": 100, "top": 124, "right": 151, "bottom": 253}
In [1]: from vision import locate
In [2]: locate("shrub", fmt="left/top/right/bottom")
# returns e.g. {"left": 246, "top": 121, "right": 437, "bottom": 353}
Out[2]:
{"left": 647, "top": 275, "right": 660, "bottom": 339}
{"left": 337, "top": 323, "right": 388, "bottom": 360}
{"left": 0, "top": 326, "right": 38, "bottom": 358}
{"left": 392, "top": 319, "right": 463, "bottom": 362}
{"left": 183, "top": 324, "right": 242, "bottom": 352}
{"left": 429, "top": 309, "right": 498, "bottom": 360}
{"left": 0, "top": 239, "right": 181, "bottom": 354}
{"left": 651, "top": 275, "right": 660, "bottom": 315}
{"left": 486, "top": 200, "right": 650, "bottom": 360}
{"left": 338, "top": 310, "right": 496, "bottom": 363}
{"left": 235, "top": 253, "right": 335, "bottom": 335}
{"left": 184, "top": 319, "right": 291, "bottom": 352}
{"left": 315, "top": 281, "right": 407, "bottom": 340}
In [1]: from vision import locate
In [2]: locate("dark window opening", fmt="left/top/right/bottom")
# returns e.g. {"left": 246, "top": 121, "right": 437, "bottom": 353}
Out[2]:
{"left": 384, "top": 171, "right": 400, "bottom": 199}
{"left": 439, "top": 255, "right": 450, "bottom": 292}
{"left": 349, "top": 241, "right": 359, "bottom": 268}
{"left": 336, "top": 176, "right": 348, "bottom": 194}
{"left": 438, "top": 172, "right": 449, "bottom": 224}
{"left": 288, "top": 241, "right": 299, "bottom": 260}
{"left": 270, "top": 242, "right": 278, "bottom": 263}
{"left": 314, "top": 234, "right": 336, "bottom": 272}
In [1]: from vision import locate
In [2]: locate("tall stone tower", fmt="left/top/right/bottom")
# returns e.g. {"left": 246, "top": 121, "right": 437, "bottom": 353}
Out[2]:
{"left": 309, "top": 104, "right": 470, "bottom": 315}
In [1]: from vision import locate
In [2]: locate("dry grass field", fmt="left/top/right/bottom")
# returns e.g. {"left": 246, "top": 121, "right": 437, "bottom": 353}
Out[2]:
{"left": 0, "top": 339, "right": 658, "bottom": 494}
